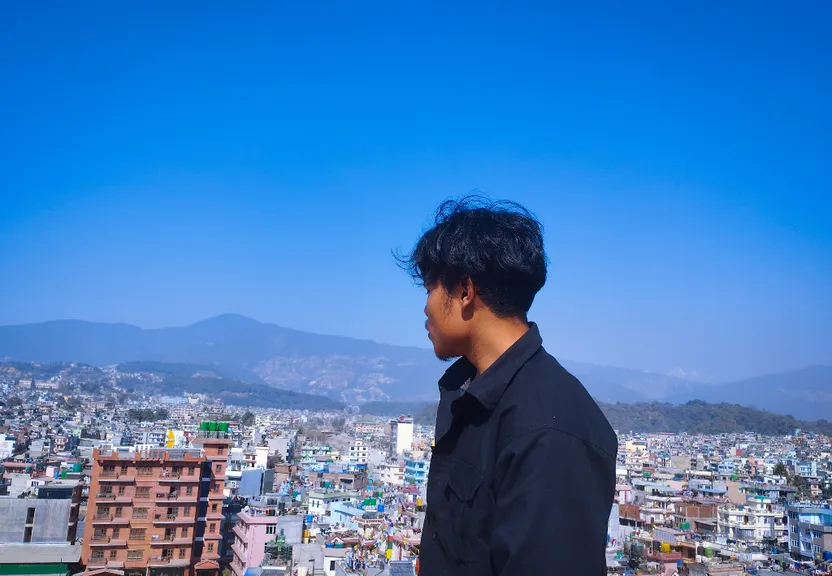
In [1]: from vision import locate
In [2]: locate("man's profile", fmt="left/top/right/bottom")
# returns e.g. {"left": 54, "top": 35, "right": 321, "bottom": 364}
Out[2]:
{"left": 398, "top": 196, "right": 617, "bottom": 575}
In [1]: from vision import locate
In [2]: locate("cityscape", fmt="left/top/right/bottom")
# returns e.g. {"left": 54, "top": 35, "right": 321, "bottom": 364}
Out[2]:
{"left": 2, "top": 2, "right": 829, "bottom": 576}
{"left": 1, "top": 348, "right": 831, "bottom": 576}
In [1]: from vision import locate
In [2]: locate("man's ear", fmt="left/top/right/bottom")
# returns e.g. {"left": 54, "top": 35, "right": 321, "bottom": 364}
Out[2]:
{"left": 460, "top": 277, "right": 476, "bottom": 307}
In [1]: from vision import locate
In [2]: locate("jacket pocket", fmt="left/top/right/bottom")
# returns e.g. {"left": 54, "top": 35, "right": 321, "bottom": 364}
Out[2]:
{"left": 445, "top": 461, "right": 487, "bottom": 564}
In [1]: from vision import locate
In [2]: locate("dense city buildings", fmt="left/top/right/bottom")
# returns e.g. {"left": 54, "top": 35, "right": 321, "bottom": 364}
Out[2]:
{"left": 2, "top": 359, "right": 832, "bottom": 575}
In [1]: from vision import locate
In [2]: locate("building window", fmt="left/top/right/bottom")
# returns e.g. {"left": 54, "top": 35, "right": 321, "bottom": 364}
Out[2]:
{"left": 209, "top": 522, "right": 216, "bottom": 533}
{"left": 133, "top": 508, "right": 148, "bottom": 520}
{"left": 114, "top": 507, "right": 123, "bottom": 518}
{"left": 181, "top": 527, "right": 189, "bottom": 537}
{"left": 207, "top": 543, "right": 214, "bottom": 553}
{"left": 330, "top": 561, "right": 336, "bottom": 571}
{"left": 266, "top": 524, "right": 276, "bottom": 535}
{"left": 26, "top": 507, "right": 35, "bottom": 524}
{"left": 112, "top": 528, "right": 120, "bottom": 539}
{"left": 178, "top": 548, "right": 186, "bottom": 559}
{"left": 217, "top": 447, "right": 225, "bottom": 455}
{"left": 117, "top": 486, "right": 125, "bottom": 495}
{"left": 129, "top": 528, "right": 146, "bottom": 540}
{"left": 23, "top": 526, "right": 32, "bottom": 542}
{"left": 109, "top": 550, "right": 118, "bottom": 560}
{"left": 183, "top": 506, "right": 191, "bottom": 517}
{"left": 211, "top": 503, "right": 218, "bottom": 513}
{"left": 120, "top": 464, "right": 128, "bottom": 473}
{"left": 186, "top": 486, "right": 193, "bottom": 495}
{"left": 127, "top": 550, "right": 143, "bottom": 560}
{"left": 188, "top": 467, "right": 195, "bottom": 475}
{"left": 136, "top": 487, "right": 150, "bottom": 498}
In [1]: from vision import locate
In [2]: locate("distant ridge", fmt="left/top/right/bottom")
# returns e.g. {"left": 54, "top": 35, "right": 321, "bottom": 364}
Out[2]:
{"left": 0, "top": 315, "right": 829, "bottom": 419}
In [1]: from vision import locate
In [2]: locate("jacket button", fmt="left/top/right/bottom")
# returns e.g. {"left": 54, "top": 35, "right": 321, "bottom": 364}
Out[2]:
{"left": 432, "top": 532, "right": 437, "bottom": 541}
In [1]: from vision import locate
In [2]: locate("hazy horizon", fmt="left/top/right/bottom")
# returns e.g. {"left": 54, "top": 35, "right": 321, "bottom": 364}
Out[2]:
{"left": 1, "top": 313, "right": 830, "bottom": 385}
{"left": 2, "top": 2, "right": 830, "bottom": 382}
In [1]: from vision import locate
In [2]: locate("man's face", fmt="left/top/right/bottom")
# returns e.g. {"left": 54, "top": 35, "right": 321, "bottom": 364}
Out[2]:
{"left": 424, "top": 281, "right": 467, "bottom": 361}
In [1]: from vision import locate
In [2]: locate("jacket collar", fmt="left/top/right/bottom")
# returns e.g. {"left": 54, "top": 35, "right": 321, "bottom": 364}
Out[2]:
{"left": 435, "top": 323, "right": 543, "bottom": 442}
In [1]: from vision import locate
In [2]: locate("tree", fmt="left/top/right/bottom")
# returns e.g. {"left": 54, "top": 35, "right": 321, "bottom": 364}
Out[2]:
{"left": 773, "top": 462, "right": 789, "bottom": 477}
{"left": 6, "top": 396, "right": 22, "bottom": 408}
{"left": 241, "top": 411, "right": 255, "bottom": 426}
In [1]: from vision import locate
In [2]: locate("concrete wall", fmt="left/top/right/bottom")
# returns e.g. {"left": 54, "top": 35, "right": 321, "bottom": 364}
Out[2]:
{"left": 278, "top": 515, "right": 303, "bottom": 545}
{"left": 0, "top": 497, "right": 71, "bottom": 543}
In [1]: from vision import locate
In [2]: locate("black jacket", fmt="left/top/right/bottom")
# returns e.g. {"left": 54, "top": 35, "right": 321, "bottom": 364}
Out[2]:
{"left": 418, "top": 323, "right": 618, "bottom": 576}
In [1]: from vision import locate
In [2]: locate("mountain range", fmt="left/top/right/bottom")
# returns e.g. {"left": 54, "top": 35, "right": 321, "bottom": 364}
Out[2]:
{"left": 1, "top": 314, "right": 829, "bottom": 420}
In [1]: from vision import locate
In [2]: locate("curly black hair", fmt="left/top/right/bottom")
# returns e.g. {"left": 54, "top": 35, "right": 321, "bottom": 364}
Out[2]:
{"left": 397, "top": 195, "right": 548, "bottom": 318}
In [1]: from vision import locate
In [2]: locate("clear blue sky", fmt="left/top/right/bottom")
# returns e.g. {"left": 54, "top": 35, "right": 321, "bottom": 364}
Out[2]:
{"left": 1, "top": 1, "right": 829, "bottom": 381}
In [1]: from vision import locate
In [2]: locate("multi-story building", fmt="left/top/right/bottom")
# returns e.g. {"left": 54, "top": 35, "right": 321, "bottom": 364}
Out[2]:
{"left": 404, "top": 457, "right": 429, "bottom": 487}
{"left": 739, "top": 482, "right": 798, "bottom": 504}
{"left": 353, "top": 418, "right": 385, "bottom": 436}
{"left": 0, "top": 480, "right": 82, "bottom": 544}
{"left": 307, "top": 489, "right": 361, "bottom": 517}
{"left": 376, "top": 463, "right": 404, "bottom": 486}
{"left": 80, "top": 422, "right": 231, "bottom": 576}
{"left": 348, "top": 440, "right": 369, "bottom": 465}
{"left": 229, "top": 508, "right": 302, "bottom": 576}
{"left": 632, "top": 481, "right": 682, "bottom": 526}
{"left": 718, "top": 496, "right": 787, "bottom": 545}
{"left": 786, "top": 505, "right": 832, "bottom": 561}
{"left": 390, "top": 417, "right": 414, "bottom": 456}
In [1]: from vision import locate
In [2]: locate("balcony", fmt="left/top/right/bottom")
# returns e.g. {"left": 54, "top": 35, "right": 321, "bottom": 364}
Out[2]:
{"left": 148, "top": 556, "right": 189, "bottom": 568}
{"left": 150, "top": 535, "right": 192, "bottom": 546}
{"left": 96, "top": 493, "right": 132, "bottom": 504}
{"left": 231, "top": 542, "right": 246, "bottom": 560}
{"left": 155, "top": 491, "right": 198, "bottom": 503}
{"left": 152, "top": 513, "right": 194, "bottom": 524}
{"left": 90, "top": 536, "right": 128, "bottom": 547}
{"left": 99, "top": 472, "right": 135, "bottom": 483}
{"left": 159, "top": 472, "right": 199, "bottom": 483}
{"left": 92, "top": 514, "right": 130, "bottom": 525}
{"left": 232, "top": 524, "right": 248, "bottom": 544}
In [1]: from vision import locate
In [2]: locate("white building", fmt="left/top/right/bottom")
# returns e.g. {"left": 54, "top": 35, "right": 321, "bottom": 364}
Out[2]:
{"left": 390, "top": 416, "right": 414, "bottom": 456}
{"left": 719, "top": 496, "right": 787, "bottom": 545}
{"left": 349, "top": 440, "right": 369, "bottom": 465}
{"left": 376, "top": 462, "right": 405, "bottom": 486}
{"left": 0, "top": 434, "right": 15, "bottom": 460}
{"left": 307, "top": 489, "right": 361, "bottom": 516}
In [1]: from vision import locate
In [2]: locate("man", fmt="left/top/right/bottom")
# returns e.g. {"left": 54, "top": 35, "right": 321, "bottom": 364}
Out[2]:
{"left": 398, "top": 196, "right": 618, "bottom": 575}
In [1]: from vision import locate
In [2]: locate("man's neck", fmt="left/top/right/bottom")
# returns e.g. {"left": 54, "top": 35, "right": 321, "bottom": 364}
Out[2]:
{"left": 466, "top": 318, "right": 530, "bottom": 376}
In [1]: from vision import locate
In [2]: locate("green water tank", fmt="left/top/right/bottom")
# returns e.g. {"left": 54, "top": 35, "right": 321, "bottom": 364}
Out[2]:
{"left": 208, "top": 422, "right": 218, "bottom": 432}
{"left": 200, "top": 422, "right": 209, "bottom": 431}
{"left": 218, "top": 422, "right": 229, "bottom": 432}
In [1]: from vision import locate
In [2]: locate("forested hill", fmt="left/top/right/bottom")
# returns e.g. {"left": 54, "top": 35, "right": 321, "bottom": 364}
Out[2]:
{"left": 362, "top": 399, "right": 832, "bottom": 435}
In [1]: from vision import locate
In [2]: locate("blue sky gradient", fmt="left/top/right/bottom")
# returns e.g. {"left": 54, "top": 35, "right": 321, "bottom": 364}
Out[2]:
{"left": 1, "top": 1, "right": 829, "bottom": 381}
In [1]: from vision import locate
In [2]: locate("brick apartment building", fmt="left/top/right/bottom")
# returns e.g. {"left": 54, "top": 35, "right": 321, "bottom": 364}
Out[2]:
{"left": 81, "top": 424, "right": 232, "bottom": 576}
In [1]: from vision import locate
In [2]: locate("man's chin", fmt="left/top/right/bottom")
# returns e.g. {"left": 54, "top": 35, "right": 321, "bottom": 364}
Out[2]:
{"left": 435, "top": 353, "right": 460, "bottom": 363}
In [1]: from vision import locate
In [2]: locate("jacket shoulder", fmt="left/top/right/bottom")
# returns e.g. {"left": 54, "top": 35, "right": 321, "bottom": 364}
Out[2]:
{"left": 495, "top": 349, "right": 618, "bottom": 458}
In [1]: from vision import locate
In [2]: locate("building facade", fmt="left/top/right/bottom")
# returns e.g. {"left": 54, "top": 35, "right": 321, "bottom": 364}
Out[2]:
{"left": 80, "top": 423, "right": 231, "bottom": 576}
{"left": 786, "top": 505, "right": 832, "bottom": 561}
{"left": 390, "top": 417, "right": 413, "bottom": 456}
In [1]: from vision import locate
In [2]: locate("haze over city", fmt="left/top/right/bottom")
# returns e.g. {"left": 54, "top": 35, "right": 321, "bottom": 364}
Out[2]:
{"left": 2, "top": 1, "right": 830, "bottom": 382}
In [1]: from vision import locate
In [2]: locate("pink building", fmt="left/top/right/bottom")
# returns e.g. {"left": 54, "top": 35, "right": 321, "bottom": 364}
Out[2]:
{"left": 230, "top": 510, "right": 279, "bottom": 576}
